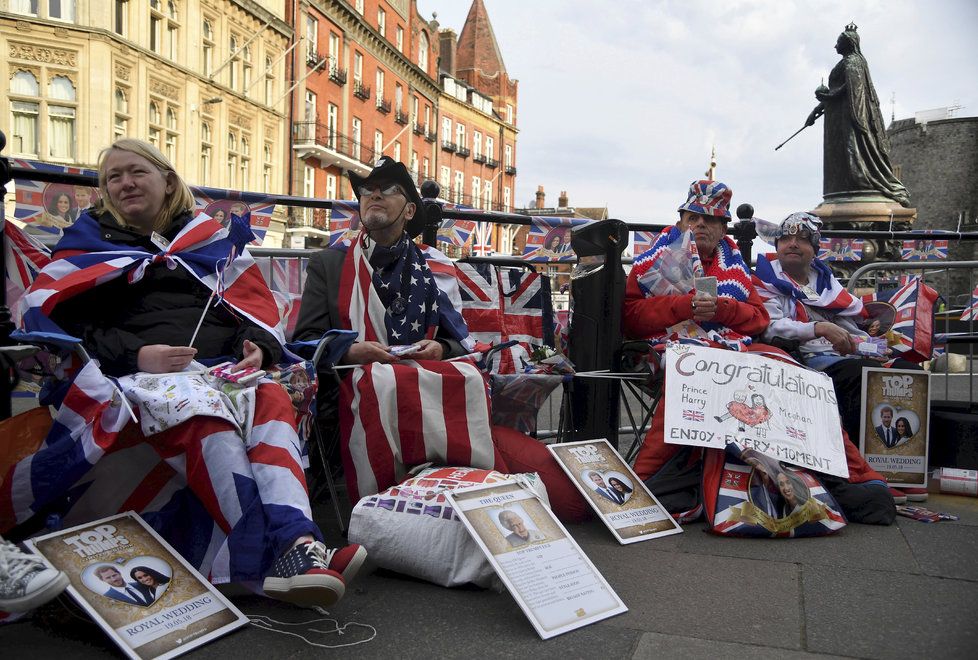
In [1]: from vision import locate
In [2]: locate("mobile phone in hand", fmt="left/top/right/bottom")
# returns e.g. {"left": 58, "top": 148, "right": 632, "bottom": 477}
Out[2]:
{"left": 389, "top": 344, "right": 422, "bottom": 357}
{"left": 694, "top": 276, "right": 718, "bottom": 298}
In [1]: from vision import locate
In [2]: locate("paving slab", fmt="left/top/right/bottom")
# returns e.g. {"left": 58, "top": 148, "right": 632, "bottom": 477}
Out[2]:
{"left": 802, "top": 564, "right": 978, "bottom": 660}
{"left": 632, "top": 631, "right": 850, "bottom": 660}
{"left": 897, "top": 518, "right": 978, "bottom": 581}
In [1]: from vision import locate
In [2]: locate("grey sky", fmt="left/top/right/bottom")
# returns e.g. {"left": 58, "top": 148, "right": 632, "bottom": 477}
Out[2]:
{"left": 419, "top": 0, "right": 978, "bottom": 235}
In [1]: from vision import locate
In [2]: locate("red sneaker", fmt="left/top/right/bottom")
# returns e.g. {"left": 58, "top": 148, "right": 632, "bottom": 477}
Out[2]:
{"left": 263, "top": 541, "right": 345, "bottom": 608}
{"left": 889, "top": 487, "right": 908, "bottom": 504}
{"left": 904, "top": 487, "right": 929, "bottom": 502}
{"left": 324, "top": 544, "right": 368, "bottom": 585}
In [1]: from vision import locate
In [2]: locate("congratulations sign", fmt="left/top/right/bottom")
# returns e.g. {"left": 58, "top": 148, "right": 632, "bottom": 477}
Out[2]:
{"left": 663, "top": 344, "right": 849, "bottom": 478}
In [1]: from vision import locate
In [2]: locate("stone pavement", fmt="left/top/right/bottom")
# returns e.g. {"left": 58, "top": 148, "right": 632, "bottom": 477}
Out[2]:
{"left": 2, "top": 494, "right": 976, "bottom": 659}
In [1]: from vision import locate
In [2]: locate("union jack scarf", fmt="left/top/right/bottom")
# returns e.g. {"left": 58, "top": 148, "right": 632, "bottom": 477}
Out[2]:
{"left": 15, "top": 211, "right": 287, "bottom": 348}
{"left": 752, "top": 253, "right": 863, "bottom": 322}
{"left": 632, "top": 226, "right": 753, "bottom": 349}
{"left": 337, "top": 231, "right": 473, "bottom": 349}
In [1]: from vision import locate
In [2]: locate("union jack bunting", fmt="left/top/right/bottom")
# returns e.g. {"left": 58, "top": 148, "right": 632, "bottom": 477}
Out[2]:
{"left": 523, "top": 216, "right": 591, "bottom": 262}
{"left": 190, "top": 185, "right": 277, "bottom": 244}
{"left": 710, "top": 450, "right": 846, "bottom": 538}
{"left": 328, "top": 200, "right": 361, "bottom": 248}
{"left": 901, "top": 239, "right": 949, "bottom": 261}
{"left": 339, "top": 359, "right": 503, "bottom": 500}
{"left": 12, "top": 160, "right": 100, "bottom": 235}
{"left": 4, "top": 221, "right": 52, "bottom": 326}
{"left": 0, "top": 361, "right": 318, "bottom": 583}
{"left": 817, "top": 238, "right": 864, "bottom": 261}
{"left": 16, "top": 214, "right": 288, "bottom": 348}
{"left": 960, "top": 284, "right": 978, "bottom": 321}
{"left": 455, "top": 262, "right": 553, "bottom": 374}
{"left": 631, "top": 230, "right": 658, "bottom": 257}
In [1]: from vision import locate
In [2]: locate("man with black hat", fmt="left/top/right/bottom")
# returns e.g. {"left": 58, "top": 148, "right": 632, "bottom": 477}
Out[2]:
{"left": 294, "top": 157, "right": 469, "bottom": 364}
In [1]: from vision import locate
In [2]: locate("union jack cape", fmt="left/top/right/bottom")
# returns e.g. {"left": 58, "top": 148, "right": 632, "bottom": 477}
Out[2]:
{"left": 752, "top": 253, "right": 863, "bottom": 323}
{"left": 15, "top": 212, "right": 287, "bottom": 348}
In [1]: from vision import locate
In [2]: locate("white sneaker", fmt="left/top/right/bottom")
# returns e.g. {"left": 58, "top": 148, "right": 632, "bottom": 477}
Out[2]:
{"left": 0, "top": 540, "right": 69, "bottom": 612}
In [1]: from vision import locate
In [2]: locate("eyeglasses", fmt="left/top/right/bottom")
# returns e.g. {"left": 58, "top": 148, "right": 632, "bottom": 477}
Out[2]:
{"left": 359, "top": 183, "right": 405, "bottom": 198}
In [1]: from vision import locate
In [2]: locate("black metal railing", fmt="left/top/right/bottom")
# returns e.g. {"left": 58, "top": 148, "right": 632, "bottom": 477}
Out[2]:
{"left": 306, "top": 50, "right": 323, "bottom": 68}
{"left": 328, "top": 65, "right": 347, "bottom": 85}
{"left": 457, "top": 146, "right": 470, "bottom": 158}
{"left": 425, "top": 130, "right": 437, "bottom": 143}
{"left": 505, "top": 165, "right": 517, "bottom": 175}
{"left": 441, "top": 140, "right": 456, "bottom": 153}
{"left": 292, "top": 121, "right": 377, "bottom": 166}
{"left": 485, "top": 158, "right": 498, "bottom": 169}
{"left": 376, "top": 98, "right": 391, "bottom": 114}
{"left": 394, "top": 110, "right": 409, "bottom": 125}
{"left": 472, "top": 153, "right": 486, "bottom": 164}
{"left": 353, "top": 81, "right": 370, "bottom": 100}
{"left": 412, "top": 122, "right": 426, "bottom": 136}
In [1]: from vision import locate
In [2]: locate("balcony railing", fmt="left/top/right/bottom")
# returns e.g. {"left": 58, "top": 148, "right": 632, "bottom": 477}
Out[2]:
{"left": 376, "top": 98, "right": 391, "bottom": 114}
{"left": 425, "top": 130, "right": 437, "bottom": 143}
{"left": 293, "top": 120, "right": 379, "bottom": 168}
{"left": 485, "top": 158, "right": 498, "bottom": 169}
{"left": 394, "top": 110, "right": 409, "bottom": 125}
{"left": 505, "top": 165, "right": 517, "bottom": 175}
{"left": 472, "top": 153, "right": 486, "bottom": 164}
{"left": 413, "top": 122, "right": 426, "bottom": 136}
{"left": 306, "top": 50, "right": 323, "bottom": 68}
{"left": 457, "top": 146, "right": 471, "bottom": 158}
{"left": 329, "top": 65, "right": 348, "bottom": 85}
{"left": 441, "top": 140, "right": 456, "bottom": 153}
{"left": 353, "top": 81, "right": 371, "bottom": 100}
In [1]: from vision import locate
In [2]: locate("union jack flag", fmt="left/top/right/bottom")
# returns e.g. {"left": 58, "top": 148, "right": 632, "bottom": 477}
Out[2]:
{"left": 683, "top": 409, "right": 705, "bottom": 422}
{"left": 328, "top": 200, "right": 361, "bottom": 248}
{"left": 786, "top": 427, "right": 807, "bottom": 441}
{"left": 523, "top": 216, "right": 590, "bottom": 262}
{"left": 861, "top": 276, "right": 939, "bottom": 361}
{"left": 632, "top": 231, "right": 658, "bottom": 257}
{"left": 190, "top": 185, "right": 277, "bottom": 245}
{"left": 960, "top": 284, "right": 978, "bottom": 322}
{"left": 256, "top": 255, "right": 307, "bottom": 340}
{"left": 437, "top": 219, "right": 478, "bottom": 248}
{"left": 0, "top": 361, "right": 317, "bottom": 583}
{"left": 16, "top": 214, "right": 288, "bottom": 348}
{"left": 4, "top": 221, "right": 52, "bottom": 326}
{"left": 471, "top": 222, "right": 493, "bottom": 256}
{"left": 818, "top": 238, "right": 864, "bottom": 261}
{"left": 902, "top": 238, "right": 949, "bottom": 261}
{"left": 455, "top": 262, "right": 552, "bottom": 373}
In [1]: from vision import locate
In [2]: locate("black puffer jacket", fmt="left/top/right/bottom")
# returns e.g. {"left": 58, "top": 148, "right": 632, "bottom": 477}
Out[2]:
{"left": 51, "top": 210, "right": 281, "bottom": 377}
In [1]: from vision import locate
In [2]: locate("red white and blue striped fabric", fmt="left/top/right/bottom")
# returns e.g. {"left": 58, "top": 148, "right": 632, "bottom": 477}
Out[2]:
{"left": 4, "top": 221, "right": 52, "bottom": 326}
{"left": 16, "top": 212, "right": 287, "bottom": 347}
{"left": 961, "top": 284, "right": 978, "bottom": 322}
{"left": 339, "top": 359, "right": 501, "bottom": 500}
{"left": 753, "top": 253, "right": 862, "bottom": 323}
{"left": 1, "top": 361, "right": 317, "bottom": 582}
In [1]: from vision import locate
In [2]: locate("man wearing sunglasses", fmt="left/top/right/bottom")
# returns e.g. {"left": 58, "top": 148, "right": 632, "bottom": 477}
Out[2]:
{"left": 754, "top": 212, "right": 923, "bottom": 505}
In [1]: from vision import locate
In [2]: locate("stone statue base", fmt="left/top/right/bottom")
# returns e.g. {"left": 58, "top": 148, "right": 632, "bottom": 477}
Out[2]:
{"left": 811, "top": 196, "right": 917, "bottom": 226}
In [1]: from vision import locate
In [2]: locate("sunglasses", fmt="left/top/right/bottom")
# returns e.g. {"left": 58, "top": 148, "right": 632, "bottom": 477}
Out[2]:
{"left": 359, "top": 183, "right": 406, "bottom": 198}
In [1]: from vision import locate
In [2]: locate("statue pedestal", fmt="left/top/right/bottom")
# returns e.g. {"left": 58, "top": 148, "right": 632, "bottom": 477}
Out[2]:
{"left": 811, "top": 197, "right": 916, "bottom": 226}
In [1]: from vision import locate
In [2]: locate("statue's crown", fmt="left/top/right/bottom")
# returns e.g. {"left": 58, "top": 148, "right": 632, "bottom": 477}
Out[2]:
{"left": 845, "top": 21, "right": 858, "bottom": 32}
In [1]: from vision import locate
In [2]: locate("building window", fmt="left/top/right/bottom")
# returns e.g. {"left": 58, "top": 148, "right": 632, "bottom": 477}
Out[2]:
{"left": 327, "top": 103, "right": 338, "bottom": 149}
{"left": 302, "top": 165, "right": 315, "bottom": 222}
{"left": 471, "top": 176, "right": 481, "bottom": 208}
{"left": 326, "top": 173, "right": 337, "bottom": 200}
{"left": 241, "top": 45, "right": 252, "bottom": 94}
{"left": 373, "top": 130, "right": 383, "bottom": 158}
{"left": 262, "top": 143, "right": 273, "bottom": 193}
{"left": 306, "top": 15, "right": 318, "bottom": 63}
{"left": 115, "top": 0, "right": 129, "bottom": 36}
{"left": 355, "top": 0, "right": 363, "bottom": 14}
{"left": 439, "top": 166, "right": 450, "bottom": 191}
{"left": 410, "top": 151, "right": 418, "bottom": 176}
{"left": 506, "top": 104, "right": 514, "bottom": 124}
{"left": 456, "top": 123, "right": 466, "bottom": 149}
{"left": 505, "top": 144, "right": 513, "bottom": 168}
{"left": 328, "top": 32, "right": 340, "bottom": 73}
{"left": 351, "top": 117, "right": 362, "bottom": 159}
{"left": 150, "top": 1, "right": 163, "bottom": 54}
{"left": 264, "top": 55, "right": 275, "bottom": 105}
{"left": 165, "top": 1, "right": 179, "bottom": 60}
{"left": 227, "top": 131, "right": 238, "bottom": 188}
{"left": 202, "top": 19, "right": 214, "bottom": 75}
{"left": 504, "top": 186, "right": 511, "bottom": 213}
{"left": 484, "top": 181, "right": 492, "bottom": 211}
{"left": 114, "top": 87, "right": 129, "bottom": 140}
{"left": 486, "top": 136, "right": 494, "bottom": 161}
{"left": 442, "top": 116, "right": 451, "bottom": 143}
{"left": 473, "top": 131, "right": 482, "bottom": 158}
{"left": 46, "top": 75, "right": 76, "bottom": 159}
{"left": 395, "top": 84, "right": 403, "bottom": 114}
{"left": 164, "top": 107, "right": 177, "bottom": 161}
{"left": 228, "top": 36, "right": 240, "bottom": 89}
{"left": 304, "top": 90, "right": 316, "bottom": 121}
{"left": 148, "top": 101, "right": 162, "bottom": 149}
{"left": 377, "top": 8, "right": 385, "bottom": 37}
{"left": 375, "top": 69, "right": 385, "bottom": 105}
{"left": 9, "top": 71, "right": 40, "bottom": 157}
{"left": 453, "top": 171, "right": 464, "bottom": 204}
{"left": 353, "top": 52, "right": 363, "bottom": 83}
{"left": 393, "top": 142, "right": 401, "bottom": 162}
{"left": 200, "top": 122, "right": 212, "bottom": 185}
{"left": 12, "top": 0, "right": 76, "bottom": 21}
{"left": 240, "top": 136, "right": 250, "bottom": 189}
{"left": 396, "top": 26, "right": 404, "bottom": 52}
{"left": 422, "top": 157, "right": 430, "bottom": 178}
{"left": 418, "top": 31, "right": 429, "bottom": 71}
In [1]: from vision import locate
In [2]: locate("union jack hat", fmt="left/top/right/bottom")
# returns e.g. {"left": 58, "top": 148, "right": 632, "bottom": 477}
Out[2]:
{"left": 677, "top": 180, "right": 733, "bottom": 220}
{"left": 775, "top": 211, "right": 822, "bottom": 249}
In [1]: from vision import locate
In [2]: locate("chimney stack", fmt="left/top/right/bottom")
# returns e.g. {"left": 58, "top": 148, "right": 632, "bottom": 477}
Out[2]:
{"left": 438, "top": 29, "right": 457, "bottom": 75}
{"left": 558, "top": 191, "right": 568, "bottom": 208}
{"left": 535, "top": 185, "right": 545, "bottom": 209}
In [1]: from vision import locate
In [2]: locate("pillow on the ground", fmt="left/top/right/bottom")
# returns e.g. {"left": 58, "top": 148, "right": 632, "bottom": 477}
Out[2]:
{"left": 349, "top": 467, "right": 549, "bottom": 588}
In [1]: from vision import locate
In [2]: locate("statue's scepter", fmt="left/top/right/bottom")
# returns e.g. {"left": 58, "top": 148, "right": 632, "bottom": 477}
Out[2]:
{"left": 776, "top": 81, "right": 829, "bottom": 150}
{"left": 774, "top": 121, "right": 814, "bottom": 150}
